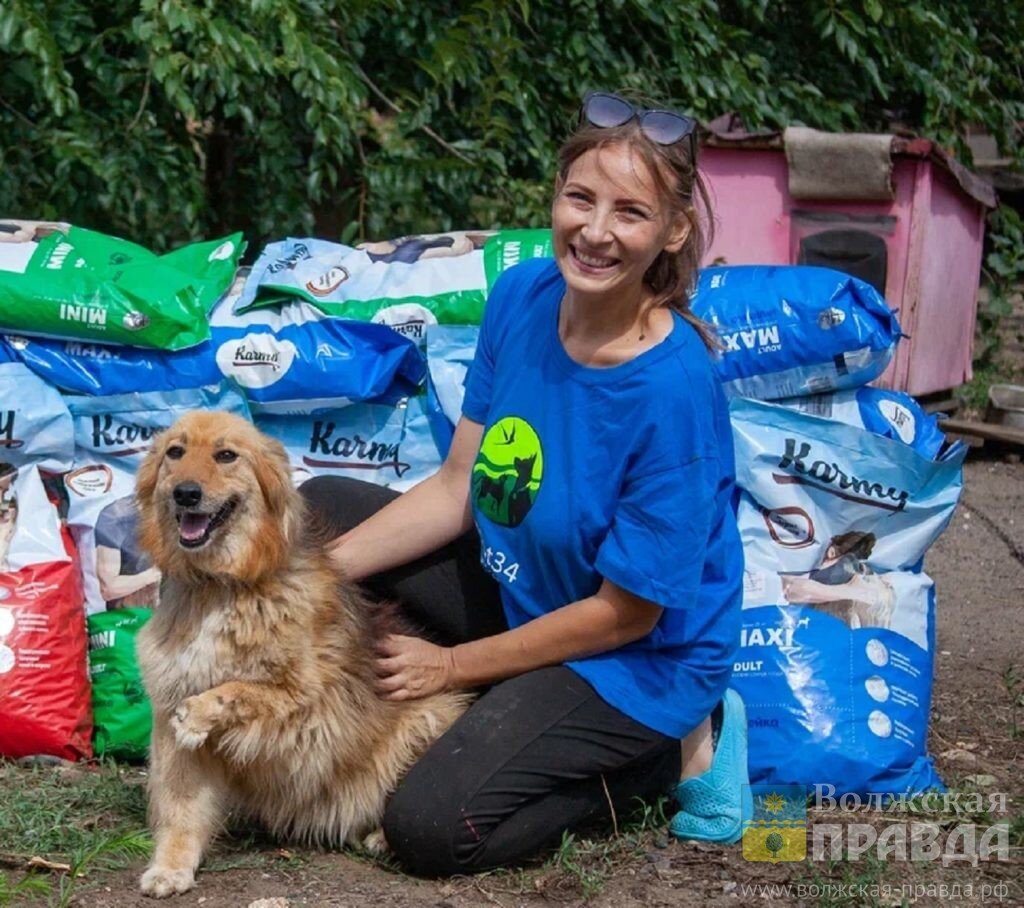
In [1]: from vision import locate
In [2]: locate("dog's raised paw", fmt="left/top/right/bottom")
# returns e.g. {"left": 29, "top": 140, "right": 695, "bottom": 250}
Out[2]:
{"left": 140, "top": 865, "right": 195, "bottom": 898}
{"left": 171, "top": 696, "right": 217, "bottom": 749}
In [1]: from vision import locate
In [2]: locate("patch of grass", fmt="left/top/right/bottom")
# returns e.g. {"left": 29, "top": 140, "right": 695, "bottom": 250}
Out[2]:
{"left": 0, "top": 761, "right": 147, "bottom": 860}
{"left": 0, "top": 873, "right": 50, "bottom": 908}
{"left": 0, "top": 760, "right": 151, "bottom": 907}
{"left": 797, "top": 852, "right": 890, "bottom": 908}
{"left": 537, "top": 796, "right": 672, "bottom": 900}
{"left": 51, "top": 830, "right": 151, "bottom": 908}
{"left": 955, "top": 358, "right": 1016, "bottom": 412}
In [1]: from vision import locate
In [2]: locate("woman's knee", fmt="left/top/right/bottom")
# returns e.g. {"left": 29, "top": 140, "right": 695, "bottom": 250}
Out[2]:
{"left": 298, "top": 475, "right": 398, "bottom": 537}
{"left": 382, "top": 776, "right": 468, "bottom": 877}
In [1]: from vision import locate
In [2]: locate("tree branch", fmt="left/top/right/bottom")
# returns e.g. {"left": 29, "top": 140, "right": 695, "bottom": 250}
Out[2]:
{"left": 329, "top": 25, "right": 475, "bottom": 166}
{"left": 126, "top": 66, "right": 152, "bottom": 133}
{"left": 353, "top": 63, "right": 474, "bottom": 165}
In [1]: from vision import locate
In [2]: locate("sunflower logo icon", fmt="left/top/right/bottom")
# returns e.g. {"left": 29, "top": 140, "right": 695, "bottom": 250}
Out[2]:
{"left": 742, "top": 784, "right": 807, "bottom": 863}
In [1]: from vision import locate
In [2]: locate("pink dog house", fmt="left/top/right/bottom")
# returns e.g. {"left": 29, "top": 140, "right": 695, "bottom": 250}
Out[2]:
{"left": 697, "top": 117, "right": 997, "bottom": 397}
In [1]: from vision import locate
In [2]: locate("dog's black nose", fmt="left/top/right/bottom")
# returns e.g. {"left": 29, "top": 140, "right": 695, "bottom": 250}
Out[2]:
{"left": 172, "top": 481, "right": 203, "bottom": 508}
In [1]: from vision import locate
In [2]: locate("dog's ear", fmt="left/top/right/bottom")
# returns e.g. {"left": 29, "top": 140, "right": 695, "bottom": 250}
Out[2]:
{"left": 135, "top": 430, "right": 167, "bottom": 511}
{"left": 251, "top": 439, "right": 293, "bottom": 520}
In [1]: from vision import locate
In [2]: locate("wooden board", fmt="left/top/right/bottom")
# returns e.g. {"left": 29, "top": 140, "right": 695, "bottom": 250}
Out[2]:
{"left": 938, "top": 417, "right": 1024, "bottom": 447}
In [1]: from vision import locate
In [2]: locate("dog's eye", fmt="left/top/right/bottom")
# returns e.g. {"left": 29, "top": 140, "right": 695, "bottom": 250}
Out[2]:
{"left": 214, "top": 450, "right": 238, "bottom": 464}
{"left": 166, "top": 445, "right": 185, "bottom": 460}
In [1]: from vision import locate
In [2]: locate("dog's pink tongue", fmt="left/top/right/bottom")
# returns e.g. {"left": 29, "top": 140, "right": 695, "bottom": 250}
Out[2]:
{"left": 179, "top": 512, "right": 211, "bottom": 542}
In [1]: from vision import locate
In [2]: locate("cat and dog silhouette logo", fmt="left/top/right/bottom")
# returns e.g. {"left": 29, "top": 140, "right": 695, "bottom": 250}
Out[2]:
{"left": 472, "top": 417, "right": 543, "bottom": 528}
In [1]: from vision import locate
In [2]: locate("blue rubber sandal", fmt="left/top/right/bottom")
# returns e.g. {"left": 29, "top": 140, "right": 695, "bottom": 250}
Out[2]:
{"left": 669, "top": 688, "right": 753, "bottom": 844}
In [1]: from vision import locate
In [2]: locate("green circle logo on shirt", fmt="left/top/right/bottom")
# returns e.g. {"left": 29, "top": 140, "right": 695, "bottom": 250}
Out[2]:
{"left": 473, "top": 416, "right": 544, "bottom": 528}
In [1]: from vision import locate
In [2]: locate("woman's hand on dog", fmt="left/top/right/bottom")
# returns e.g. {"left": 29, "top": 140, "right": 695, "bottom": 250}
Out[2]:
{"left": 374, "top": 634, "right": 457, "bottom": 700}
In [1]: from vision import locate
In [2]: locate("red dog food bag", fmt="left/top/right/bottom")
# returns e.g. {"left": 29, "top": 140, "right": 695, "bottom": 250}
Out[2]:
{"left": 0, "top": 529, "right": 91, "bottom": 760}
{"left": 0, "top": 363, "right": 92, "bottom": 760}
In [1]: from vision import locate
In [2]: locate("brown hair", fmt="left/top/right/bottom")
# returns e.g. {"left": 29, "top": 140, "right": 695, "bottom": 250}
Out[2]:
{"left": 555, "top": 107, "right": 719, "bottom": 351}
{"left": 827, "top": 532, "right": 877, "bottom": 560}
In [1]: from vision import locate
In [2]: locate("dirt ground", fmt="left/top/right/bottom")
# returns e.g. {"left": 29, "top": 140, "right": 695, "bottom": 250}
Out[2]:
{"left": 8, "top": 453, "right": 1011, "bottom": 908}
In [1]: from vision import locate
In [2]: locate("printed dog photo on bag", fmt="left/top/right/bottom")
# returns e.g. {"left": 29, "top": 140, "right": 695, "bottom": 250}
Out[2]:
{"left": 0, "top": 220, "right": 65, "bottom": 243}
{"left": 94, "top": 494, "right": 161, "bottom": 610}
{"left": 0, "top": 464, "right": 18, "bottom": 573}
{"left": 779, "top": 531, "right": 895, "bottom": 629}
{"left": 358, "top": 231, "right": 490, "bottom": 265}
{"left": 134, "top": 410, "right": 468, "bottom": 899}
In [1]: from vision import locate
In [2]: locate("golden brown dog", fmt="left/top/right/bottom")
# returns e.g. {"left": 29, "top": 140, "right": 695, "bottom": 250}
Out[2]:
{"left": 134, "top": 411, "right": 467, "bottom": 898}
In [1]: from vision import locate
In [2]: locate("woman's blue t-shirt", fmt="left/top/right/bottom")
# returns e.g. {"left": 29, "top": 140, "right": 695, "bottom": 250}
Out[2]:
{"left": 462, "top": 258, "right": 743, "bottom": 738}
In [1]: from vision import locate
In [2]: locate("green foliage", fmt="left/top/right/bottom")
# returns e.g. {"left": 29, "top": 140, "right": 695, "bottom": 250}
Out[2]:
{"left": 0, "top": 0, "right": 1021, "bottom": 250}
{"left": 975, "top": 206, "right": 1024, "bottom": 374}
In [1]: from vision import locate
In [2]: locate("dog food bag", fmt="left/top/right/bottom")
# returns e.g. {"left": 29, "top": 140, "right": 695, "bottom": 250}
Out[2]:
{"left": 65, "top": 384, "right": 250, "bottom": 616}
{"left": 0, "top": 363, "right": 75, "bottom": 565}
{"left": 690, "top": 266, "right": 902, "bottom": 400}
{"left": 426, "top": 325, "right": 480, "bottom": 427}
{"left": 0, "top": 334, "right": 222, "bottom": 396}
{"left": 0, "top": 363, "right": 92, "bottom": 761}
{"left": 234, "top": 230, "right": 553, "bottom": 340}
{"left": 0, "top": 225, "right": 243, "bottom": 350}
{"left": 729, "top": 398, "right": 965, "bottom": 797}
{"left": 777, "top": 387, "right": 948, "bottom": 460}
{"left": 421, "top": 325, "right": 481, "bottom": 459}
{"left": 87, "top": 606, "right": 153, "bottom": 760}
{"left": 255, "top": 396, "right": 441, "bottom": 493}
{"left": 208, "top": 280, "right": 425, "bottom": 414}
{"left": 0, "top": 528, "right": 92, "bottom": 761}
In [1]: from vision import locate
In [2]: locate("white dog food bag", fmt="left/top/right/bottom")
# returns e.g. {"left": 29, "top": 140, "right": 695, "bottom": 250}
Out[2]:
{"left": 729, "top": 398, "right": 964, "bottom": 797}
{"left": 234, "top": 230, "right": 553, "bottom": 339}
{"left": 255, "top": 396, "right": 441, "bottom": 493}
{"left": 0, "top": 363, "right": 93, "bottom": 760}
{"left": 0, "top": 364, "right": 74, "bottom": 569}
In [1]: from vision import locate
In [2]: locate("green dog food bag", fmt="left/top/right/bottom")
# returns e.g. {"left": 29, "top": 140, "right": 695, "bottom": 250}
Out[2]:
{"left": 88, "top": 607, "right": 153, "bottom": 760}
{"left": 0, "top": 226, "right": 243, "bottom": 350}
{"left": 482, "top": 228, "right": 553, "bottom": 290}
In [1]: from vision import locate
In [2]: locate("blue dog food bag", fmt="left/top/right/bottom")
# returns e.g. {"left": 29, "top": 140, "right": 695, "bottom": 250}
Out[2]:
{"left": 208, "top": 283, "right": 425, "bottom": 414}
{"left": 690, "top": 266, "right": 902, "bottom": 400}
{"left": 0, "top": 335, "right": 222, "bottom": 396}
{"left": 729, "top": 398, "right": 964, "bottom": 797}
{"left": 255, "top": 396, "right": 441, "bottom": 493}
{"left": 777, "top": 387, "right": 947, "bottom": 460}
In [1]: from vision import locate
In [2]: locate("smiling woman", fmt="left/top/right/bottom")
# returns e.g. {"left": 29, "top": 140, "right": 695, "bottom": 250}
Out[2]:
{"left": 301, "top": 91, "right": 750, "bottom": 875}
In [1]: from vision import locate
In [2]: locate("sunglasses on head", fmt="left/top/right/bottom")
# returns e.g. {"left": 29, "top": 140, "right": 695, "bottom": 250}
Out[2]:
{"left": 579, "top": 91, "right": 698, "bottom": 159}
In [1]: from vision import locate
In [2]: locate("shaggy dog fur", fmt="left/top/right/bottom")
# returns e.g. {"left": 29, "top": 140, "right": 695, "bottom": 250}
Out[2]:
{"left": 135, "top": 411, "right": 467, "bottom": 898}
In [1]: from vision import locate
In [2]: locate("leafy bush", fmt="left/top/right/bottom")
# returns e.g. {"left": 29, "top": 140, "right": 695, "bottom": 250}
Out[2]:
{"left": 1, "top": 0, "right": 1020, "bottom": 250}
